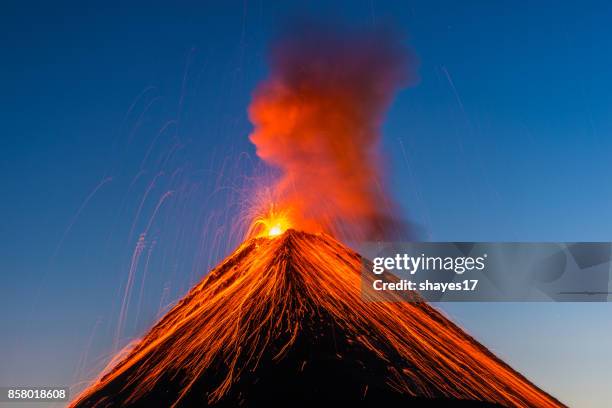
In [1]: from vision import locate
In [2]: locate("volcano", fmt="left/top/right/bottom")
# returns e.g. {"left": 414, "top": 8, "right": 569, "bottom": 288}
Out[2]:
{"left": 71, "top": 230, "right": 563, "bottom": 407}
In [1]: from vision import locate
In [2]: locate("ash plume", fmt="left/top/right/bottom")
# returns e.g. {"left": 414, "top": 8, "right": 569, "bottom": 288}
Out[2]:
{"left": 248, "top": 23, "right": 416, "bottom": 240}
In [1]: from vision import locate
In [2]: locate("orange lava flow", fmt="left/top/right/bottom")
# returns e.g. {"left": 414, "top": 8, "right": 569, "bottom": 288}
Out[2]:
{"left": 71, "top": 230, "right": 563, "bottom": 407}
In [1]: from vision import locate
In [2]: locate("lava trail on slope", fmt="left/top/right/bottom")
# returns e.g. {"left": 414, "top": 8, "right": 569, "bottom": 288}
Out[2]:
{"left": 71, "top": 230, "right": 564, "bottom": 407}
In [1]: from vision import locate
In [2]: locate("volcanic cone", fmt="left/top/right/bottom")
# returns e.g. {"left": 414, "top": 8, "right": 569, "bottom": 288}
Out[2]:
{"left": 71, "top": 230, "right": 563, "bottom": 407}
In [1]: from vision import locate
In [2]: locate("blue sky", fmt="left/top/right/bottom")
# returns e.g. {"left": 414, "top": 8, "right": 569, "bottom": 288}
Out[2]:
{"left": 1, "top": 1, "right": 612, "bottom": 407}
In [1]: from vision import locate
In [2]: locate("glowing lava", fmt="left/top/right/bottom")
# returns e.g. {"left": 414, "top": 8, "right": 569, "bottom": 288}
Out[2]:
{"left": 267, "top": 225, "right": 282, "bottom": 237}
{"left": 246, "top": 204, "right": 294, "bottom": 238}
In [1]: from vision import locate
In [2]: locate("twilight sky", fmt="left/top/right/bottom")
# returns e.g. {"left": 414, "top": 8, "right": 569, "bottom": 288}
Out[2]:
{"left": 1, "top": 1, "right": 612, "bottom": 407}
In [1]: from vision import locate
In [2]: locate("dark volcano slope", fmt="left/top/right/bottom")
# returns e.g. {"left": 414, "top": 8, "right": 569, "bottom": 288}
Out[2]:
{"left": 71, "top": 230, "right": 563, "bottom": 408}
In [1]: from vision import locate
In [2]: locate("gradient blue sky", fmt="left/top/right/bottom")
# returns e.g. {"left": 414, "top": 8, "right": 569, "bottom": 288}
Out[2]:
{"left": 1, "top": 1, "right": 612, "bottom": 407}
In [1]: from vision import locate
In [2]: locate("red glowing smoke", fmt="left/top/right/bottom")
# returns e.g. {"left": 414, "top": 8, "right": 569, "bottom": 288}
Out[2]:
{"left": 248, "top": 24, "right": 415, "bottom": 240}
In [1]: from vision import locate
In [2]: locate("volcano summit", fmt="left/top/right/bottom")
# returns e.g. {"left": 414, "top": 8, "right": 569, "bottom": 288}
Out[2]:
{"left": 71, "top": 230, "right": 563, "bottom": 407}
